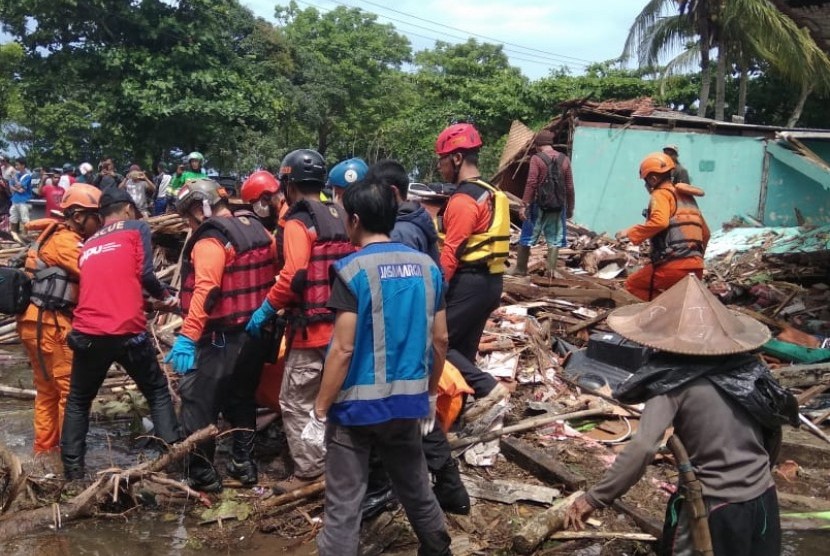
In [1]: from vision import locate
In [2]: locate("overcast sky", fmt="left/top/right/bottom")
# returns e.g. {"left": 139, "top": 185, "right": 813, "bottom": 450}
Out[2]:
{"left": 246, "top": 0, "right": 646, "bottom": 79}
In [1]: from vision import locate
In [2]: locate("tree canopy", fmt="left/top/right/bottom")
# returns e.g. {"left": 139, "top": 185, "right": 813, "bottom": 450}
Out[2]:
{"left": 0, "top": 0, "right": 828, "bottom": 175}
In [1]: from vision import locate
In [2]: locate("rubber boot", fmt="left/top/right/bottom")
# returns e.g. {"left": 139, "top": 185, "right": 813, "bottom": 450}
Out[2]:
{"left": 507, "top": 245, "right": 530, "bottom": 276}
{"left": 227, "top": 459, "right": 258, "bottom": 486}
{"left": 546, "top": 246, "right": 559, "bottom": 276}
{"left": 433, "top": 458, "right": 470, "bottom": 515}
{"left": 415, "top": 528, "right": 452, "bottom": 556}
{"left": 62, "top": 454, "right": 85, "bottom": 481}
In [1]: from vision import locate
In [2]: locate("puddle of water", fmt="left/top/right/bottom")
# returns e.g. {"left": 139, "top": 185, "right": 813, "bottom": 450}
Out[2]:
{"left": 1, "top": 515, "right": 315, "bottom": 556}
{"left": 1, "top": 347, "right": 826, "bottom": 555}
{"left": 783, "top": 529, "right": 830, "bottom": 556}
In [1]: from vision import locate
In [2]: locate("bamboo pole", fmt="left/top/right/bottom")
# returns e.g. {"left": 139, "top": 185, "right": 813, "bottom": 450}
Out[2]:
{"left": 449, "top": 407, "right": 606, "bottom": 450}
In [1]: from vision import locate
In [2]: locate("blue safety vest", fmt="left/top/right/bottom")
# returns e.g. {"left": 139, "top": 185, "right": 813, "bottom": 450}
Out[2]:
{"left": 329, "top": 242, "right": 444, "bottom": 426}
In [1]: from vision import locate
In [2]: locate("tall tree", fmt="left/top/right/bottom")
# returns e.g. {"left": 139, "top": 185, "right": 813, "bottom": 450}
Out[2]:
{"left": 0, "top": 0, "right": 292, "bottom": 167}
{"left": 623, "top": 0, "right": 830, "bottom": 122}
{"left": 275, "top": 2, "right": 411, "bottom": 157}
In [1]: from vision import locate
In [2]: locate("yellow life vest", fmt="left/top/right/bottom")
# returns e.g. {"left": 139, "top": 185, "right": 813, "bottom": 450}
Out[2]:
{"left": 436, "top": 179, "right": 510, "bottom": 274}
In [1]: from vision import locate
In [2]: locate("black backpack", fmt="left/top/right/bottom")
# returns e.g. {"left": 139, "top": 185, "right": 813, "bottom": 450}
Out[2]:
{"left": 0, "top": 267, "right": 32, "bottom": 315}
{"left": 535, "top": 150, "right": 566, "bottom": 212}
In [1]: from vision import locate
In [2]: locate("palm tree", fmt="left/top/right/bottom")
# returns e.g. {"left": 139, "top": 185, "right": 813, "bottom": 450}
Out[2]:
{"left": 622, "top": 0, "right": 713, "bottom": 117}
{"left": 623, "top": 0, "right": 830, "bottom": 124}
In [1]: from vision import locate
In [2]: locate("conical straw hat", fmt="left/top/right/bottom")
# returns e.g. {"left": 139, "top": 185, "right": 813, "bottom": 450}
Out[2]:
{"left": 607, "top": 274, "right": 771, "bottom": 356}
{"left": 498, "top": 120, "right": 536, "bottom": 170}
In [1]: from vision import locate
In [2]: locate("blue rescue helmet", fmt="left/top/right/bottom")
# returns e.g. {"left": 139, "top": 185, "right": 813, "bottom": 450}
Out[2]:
{"left": 327, "top": 158, "right": 368, "bottom": 189}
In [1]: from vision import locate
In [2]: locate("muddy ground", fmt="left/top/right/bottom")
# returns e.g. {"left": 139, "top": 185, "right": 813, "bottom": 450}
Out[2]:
{"left": 2, "top": 344, "right": 829, "bottom": 556}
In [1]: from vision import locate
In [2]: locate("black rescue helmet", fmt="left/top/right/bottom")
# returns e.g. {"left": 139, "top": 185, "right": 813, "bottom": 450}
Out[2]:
{"left": 279, "top": 149, "right": 326, "bottom": 185}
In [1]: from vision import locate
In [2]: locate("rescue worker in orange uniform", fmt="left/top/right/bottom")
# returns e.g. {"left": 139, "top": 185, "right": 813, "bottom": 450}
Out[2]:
{"left": 166, "top": 179, "right": 277, "bottom": 492}
{"left": 435, "top": 123, "right": 511, "bottom": 407}
{"left": 245, "top": 149, "right": 354, "bottom": 493}
{"left": 17, "top": 184, "right": 102, "bottom": 454}
{"left": 240, "top": 170, "right": 283, "bottom": 233}
{"left": 619, "top": 152, "right": 710, "bottom": 301}
{"left": 240, "top": 170, "right": 288, "bottom": 411}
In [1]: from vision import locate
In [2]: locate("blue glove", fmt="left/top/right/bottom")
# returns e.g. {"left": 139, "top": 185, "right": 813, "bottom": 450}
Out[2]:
{"left": 164, "top": 335, "right": 197, "bottom": 375}
{"left": 246, "top": 299, "right": 277, "bottom": 338}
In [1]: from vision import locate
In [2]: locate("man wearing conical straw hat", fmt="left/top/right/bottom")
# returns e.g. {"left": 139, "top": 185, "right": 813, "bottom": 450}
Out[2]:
{"left": 564, "top": 275, "right": 798, "bottom": 556}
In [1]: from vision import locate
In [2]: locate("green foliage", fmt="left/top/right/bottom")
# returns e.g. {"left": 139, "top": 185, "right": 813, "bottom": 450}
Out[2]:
{"left": 275, "top": 2, "right": 411, "bottom": 157}
{"left": 1, "top": 0, "right": 828, "bottom": 175}
{"left": 0, "top": 42, "right": 22, "bottom": 126}
{"left": 200, "top": 491, "right": 252, "bottom": 523}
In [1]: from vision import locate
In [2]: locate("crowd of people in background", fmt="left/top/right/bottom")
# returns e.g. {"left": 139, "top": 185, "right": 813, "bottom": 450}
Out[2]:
{"left": 0, "top": 152, "right": 212, "bottom": 235}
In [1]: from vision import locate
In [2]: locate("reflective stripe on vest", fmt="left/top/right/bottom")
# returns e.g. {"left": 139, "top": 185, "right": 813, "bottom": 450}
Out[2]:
{"left": 436, "top": 179, "right": 510, "bottom": 274}
{"left": 649, "top": 185, "right": 706, "bottom": 264}
{"left": 328, "top": 245, "right": 441, "bottom": 425}
{"left": 181, "top": 215, "right": 275, "bottom": 335}
{"left": 286, "top": 199, "right": 354, "bottom": 327}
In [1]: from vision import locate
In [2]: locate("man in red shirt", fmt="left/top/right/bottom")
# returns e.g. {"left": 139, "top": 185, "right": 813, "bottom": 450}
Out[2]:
{"left": 515, "top": 130, "right": 575, "bottom": 275}
{"left": 165, "top": 179, "right": 277, "bottom": 492}
{"left": 246, "top": 149, "right": 354, "bottom": 493}
{"left": 61, "top": 188, "right": 180, "bottom": 480}
{"left": 39, "top": 172, "right": 64, "bottom": 218}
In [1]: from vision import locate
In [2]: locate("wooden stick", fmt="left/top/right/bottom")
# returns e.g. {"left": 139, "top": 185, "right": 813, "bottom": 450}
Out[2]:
{"left": 550, "top": 531, "right": 657, "bottom": 542}
{"left": 145, "top": 474, "right": 211, "bottom": 507}
{"left": 612, "top": 500, "right": 664, "bottom": 539}
{"left": 0, "top": 385, "right": 36, "bottom": 400}
{"left": 770, "top": 289, "right": 799, "bottom": 318}
{"left": 796, "top": 383, "right": 830, "bottom": 406}
{"left": 565, "top": 310, "right": 610, "bottom": 335}
{"left": 258, "top": 480, "right": 325, "bottom": 509}
{"left": 512, "top": 491, "right": 583, "bottom": 554}
{"left": 449, "top": 407, "right": 607, "bottom": 450}
{"left": 812, "top": 407, "right": 830, "bottom": 426}
{"left": 0, "top": 425, "right": 218, "bottom": 541}
{"left": 799, "top": 414, "right": 830, "bottom": 446}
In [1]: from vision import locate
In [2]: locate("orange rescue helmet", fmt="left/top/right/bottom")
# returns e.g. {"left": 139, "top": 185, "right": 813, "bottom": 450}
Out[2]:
{"left": 435, "top": 123, "right": 483, "bottom": 156}
{"left": 639, "top": 152, "right": 676, "bottom": 179}
{"left": 241, "top": 171, "right": 280, "bottom": 203}
{"left": 60, "top": 183, "right": 101, "bottom": 211}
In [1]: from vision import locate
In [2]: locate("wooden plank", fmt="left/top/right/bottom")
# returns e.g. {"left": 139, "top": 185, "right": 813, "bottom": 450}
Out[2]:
{"left": 779, "top": 427, "right": 830, "bottom": 469}
{"left": 550, "top": 531, "right": 657, "bottom": 542}
{"left": 500, "top": 437, "right": 587, "bottom": 490}
{"left": 460, "top": 475, "right": 561, "bottom": 505}
{"left": 512, "top": 491, "right": 583, "bottom": 554}
{"left": 612, "top": 500, "right": 664, "bottom": 539}
{"left": 773, "top": 363, "right": 830, "bottom": 389}
{"left": 796, "top": 383, "right": 830, "bottom": 405}
{"left": 778, "top": 491, "right": 830, "bottom": 512}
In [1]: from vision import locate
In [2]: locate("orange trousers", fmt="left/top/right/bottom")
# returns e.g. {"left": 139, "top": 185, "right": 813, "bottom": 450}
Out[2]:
{"left": 625, "top": 260, "right": 703, "bottom": 301}
{"left": 18, "top": 320, "right": 73, "bottom": 453}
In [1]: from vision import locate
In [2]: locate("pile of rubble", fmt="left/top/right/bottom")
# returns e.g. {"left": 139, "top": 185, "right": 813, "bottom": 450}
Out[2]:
{"left": 0, "top": 215, "right": 829, "bottom": 555}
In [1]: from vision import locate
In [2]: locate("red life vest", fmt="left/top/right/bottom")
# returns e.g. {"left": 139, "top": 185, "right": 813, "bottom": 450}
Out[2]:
{"left": 181, "top": 215, "right": 275, "bottom": 336}
{"left": 648, "top": 183, "right": 706, "bottom": 265}
{"left": 285, "top": 199, "right": 354, "bottom": 327}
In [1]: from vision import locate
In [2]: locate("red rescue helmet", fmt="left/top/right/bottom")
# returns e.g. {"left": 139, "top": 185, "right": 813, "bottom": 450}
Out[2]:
{"left": 241, "top": 171, "right": 280, "bottom": 203}
{"left": 639, "top": 152, "right": 676, "bottom": 179}
{"left": 435, "top": 123, "right": 483, "bottom": 156}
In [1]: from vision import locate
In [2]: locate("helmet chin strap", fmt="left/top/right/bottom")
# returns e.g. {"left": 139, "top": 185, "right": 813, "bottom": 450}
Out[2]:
{"left": 202, "top": 198, "right": 213, "bottom": 218}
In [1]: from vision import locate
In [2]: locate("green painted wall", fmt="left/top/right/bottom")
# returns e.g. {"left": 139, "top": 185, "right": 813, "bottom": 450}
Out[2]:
{"left": 765, "top": 158, "right": 830, "bottom": 226}
{"left": 571, "top": 126, "right": 766, "bottom": 235}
